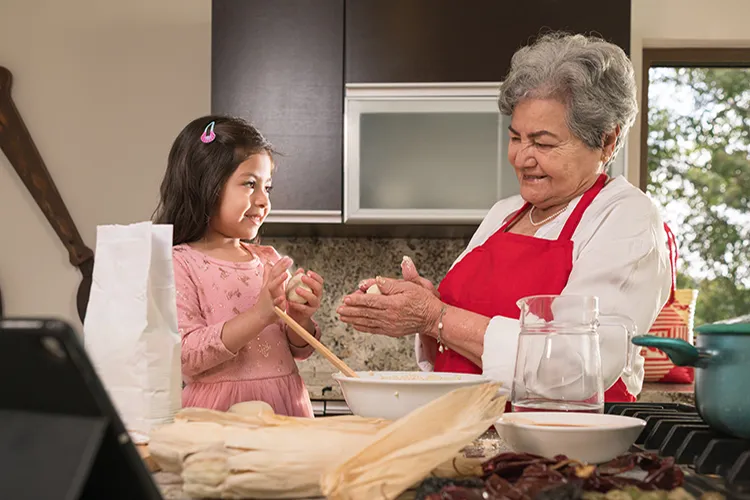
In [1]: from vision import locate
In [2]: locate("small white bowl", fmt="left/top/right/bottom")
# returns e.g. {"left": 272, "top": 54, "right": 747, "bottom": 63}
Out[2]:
{"left": 494, "top": 412, "right": 645, "bottom": 464}
{"left": 333, "top": 371, "right": 504, "bottom": 420}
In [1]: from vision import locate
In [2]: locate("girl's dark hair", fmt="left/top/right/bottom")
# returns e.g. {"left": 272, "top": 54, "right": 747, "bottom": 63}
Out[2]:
{"left": 153, "top": 115, "right": 275, "bottom": 245}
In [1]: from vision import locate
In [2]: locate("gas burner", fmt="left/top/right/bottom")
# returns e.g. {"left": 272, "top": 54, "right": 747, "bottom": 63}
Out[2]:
{"left": 605, "top": 402, "right": 750, "bottom": 500}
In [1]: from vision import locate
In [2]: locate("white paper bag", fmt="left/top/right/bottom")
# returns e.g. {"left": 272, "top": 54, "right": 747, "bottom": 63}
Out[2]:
{"left": 84, "top": 221, "right": 181, "bottom": 438}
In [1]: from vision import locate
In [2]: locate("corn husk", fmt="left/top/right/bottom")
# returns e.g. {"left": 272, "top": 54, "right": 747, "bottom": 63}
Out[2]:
{"left": 320, "top": 383, "right": 506, "bottom": 500}
{"left": 148, "top": 421, "right": 229, "bottom": 473}
{"left": 148, "top": 387, "right": 504, "bottom": 499}
{"left": 149, "top": 408, "right": 387, "bottom": 498}
{"left": 176, "top": 406, "right": 391, "bottom": 434}
{"left": 155, "top": 422, "right": 378, "bottom": 498}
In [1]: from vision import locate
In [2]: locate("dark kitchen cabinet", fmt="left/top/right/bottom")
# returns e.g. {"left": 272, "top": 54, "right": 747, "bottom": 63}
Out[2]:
{"left": 212, "top": 0, "right": 632, "bottom": 236}
{"left": 212, "top": 0, "right": 343, "bottom": 219}
{"left": 345, "top": 0, "right": 631, "bottom": 83}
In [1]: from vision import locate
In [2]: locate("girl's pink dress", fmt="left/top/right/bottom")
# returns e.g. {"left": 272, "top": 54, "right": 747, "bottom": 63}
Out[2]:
{"left": 173, "top": 243, "right": 317, "bottom": 417}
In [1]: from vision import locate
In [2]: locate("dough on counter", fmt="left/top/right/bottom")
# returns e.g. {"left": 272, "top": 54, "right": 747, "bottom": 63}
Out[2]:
{"left": 366, "top": 283, "right": 381, "bottom": 295}
{"left": 286, "top": 273, "right": 313, "bottom": 304}
{"left": 228, "top": 401, "right": 275, "bottom": 418}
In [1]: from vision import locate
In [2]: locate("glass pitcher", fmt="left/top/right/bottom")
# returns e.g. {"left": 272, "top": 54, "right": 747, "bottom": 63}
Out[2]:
{"left": 511, "top": 295, "right": 637, "bottom": 414}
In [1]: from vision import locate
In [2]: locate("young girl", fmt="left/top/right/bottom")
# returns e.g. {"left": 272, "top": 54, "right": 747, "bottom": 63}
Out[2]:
{"left": 154, "top": 115, "right": 324, "bottom": 417}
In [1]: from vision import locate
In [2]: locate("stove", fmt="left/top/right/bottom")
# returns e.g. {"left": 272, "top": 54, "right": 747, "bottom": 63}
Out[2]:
{"left": 310, "top": 399, "right": 352, "bottom": 417}
{"left": 605, "top": 402, "right": 750, "bottom": 499}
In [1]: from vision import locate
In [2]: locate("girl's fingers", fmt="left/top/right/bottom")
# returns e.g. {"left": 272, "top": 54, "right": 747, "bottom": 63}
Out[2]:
{"left": 270, "top": 257, "right": 293, "bottom": 281}
{"left": 300, "top": 275, "right": 323, "bottom": 297}
{"left": 287, "top": 301, "right": 314, "bottom": 315}
{"left": 306, "top": 270, "right": 324, "bottom": 285}
{"left": 294, "top": 287, "right": 319, "bottom": 308}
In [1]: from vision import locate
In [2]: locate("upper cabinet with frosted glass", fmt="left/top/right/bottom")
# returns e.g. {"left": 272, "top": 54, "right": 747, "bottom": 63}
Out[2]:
{"left": 344, "top": 83, "right": 517, "bottom": 223}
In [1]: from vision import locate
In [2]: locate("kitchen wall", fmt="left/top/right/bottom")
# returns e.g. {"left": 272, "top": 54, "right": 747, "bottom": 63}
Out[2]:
{"left": 0, "top": 0, "right": 211, "bottom": 325}
{"left": 2, "top": 1, "right": 750, "bottom": 384}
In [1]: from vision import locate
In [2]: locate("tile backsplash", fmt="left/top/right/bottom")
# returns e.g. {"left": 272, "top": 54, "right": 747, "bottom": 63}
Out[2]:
{"left": 262, "top": 235, "right": 470, "bottom": 399}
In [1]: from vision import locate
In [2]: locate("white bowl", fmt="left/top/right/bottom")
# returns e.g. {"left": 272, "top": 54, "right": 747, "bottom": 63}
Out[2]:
{"left": 333, "top": 371, "right": 503, "bottom": 420}
{"left": 493, "top": 412, "right": 645, "bottom": 464}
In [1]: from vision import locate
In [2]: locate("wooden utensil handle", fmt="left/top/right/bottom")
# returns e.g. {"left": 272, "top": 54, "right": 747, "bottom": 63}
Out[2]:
{"left": 274, "top": 307, "right": 359, "bottom": 378}
{"left": 0, "top": 66, "right": 93, "bottom": 267}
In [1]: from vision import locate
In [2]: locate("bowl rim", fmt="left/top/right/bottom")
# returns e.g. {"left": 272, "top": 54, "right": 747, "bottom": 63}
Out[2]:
{"left": 495, "top": 412, "right": 646, "bottom": 432}
{"left": 332, "top": 370, "right": 492, "bottom": 386}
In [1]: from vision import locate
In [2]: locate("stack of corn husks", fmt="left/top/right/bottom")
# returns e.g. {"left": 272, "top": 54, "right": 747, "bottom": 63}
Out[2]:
{"left": 148, "top": 384, "right": 506, "bottom": 499}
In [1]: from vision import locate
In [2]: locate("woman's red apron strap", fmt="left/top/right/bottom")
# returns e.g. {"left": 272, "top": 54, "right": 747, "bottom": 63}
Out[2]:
{"left": 558, "top": 174, "right": 609, "bottom": 241}
{"left": 664, "top": 222, "right": 678, "bottom": 306}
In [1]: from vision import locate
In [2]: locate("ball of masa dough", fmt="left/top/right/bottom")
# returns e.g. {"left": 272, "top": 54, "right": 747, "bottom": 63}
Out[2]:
{"left": 286, "top": 273, "right": 313, "bottom": 304}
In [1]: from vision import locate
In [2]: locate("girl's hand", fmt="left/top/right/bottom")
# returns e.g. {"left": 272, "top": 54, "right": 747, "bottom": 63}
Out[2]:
{"left": 256, "top": 256, "right": 292, "bottom": 326}
{"left": 287, "top": 269, "right": 324, "bottom": 330}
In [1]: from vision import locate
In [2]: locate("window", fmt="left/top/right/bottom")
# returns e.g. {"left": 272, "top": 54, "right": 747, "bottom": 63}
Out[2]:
{"left": 641, "top": 49, "right": 750, "bottom": 325}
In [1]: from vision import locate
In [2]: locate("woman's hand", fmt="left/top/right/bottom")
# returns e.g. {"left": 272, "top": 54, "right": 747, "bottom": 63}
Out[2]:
{"left": 357, "top": 255, "right": 440, "bottom": 298}
{"left": 338, "top": 277, "right": 443, "bottom": 338}
{"left": 254, "top": 256, "right": 292, "bottom": 327}
{"left": 400, "top": 255, "right": 440, "bottom": 298}
{"left": 287, "top": 269, "right": 324, "bottom": 332}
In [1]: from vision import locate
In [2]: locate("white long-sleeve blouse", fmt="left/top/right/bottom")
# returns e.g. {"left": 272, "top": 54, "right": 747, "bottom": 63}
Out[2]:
{"left": 415, "top": 176, "right": 672, "bottom": 397}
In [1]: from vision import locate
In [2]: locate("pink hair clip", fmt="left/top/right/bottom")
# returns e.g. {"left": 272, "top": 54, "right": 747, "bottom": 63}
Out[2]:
{"left": 200, "top": 121, "right": 216, "bottom": 143}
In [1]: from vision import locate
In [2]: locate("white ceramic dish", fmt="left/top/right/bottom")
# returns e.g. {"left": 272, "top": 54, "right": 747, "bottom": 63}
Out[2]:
{"left": 494, "top": 412, "right": 646, "bottom": 464}
{"left": 333, "top": 371, "right": 503, "bottom": 420}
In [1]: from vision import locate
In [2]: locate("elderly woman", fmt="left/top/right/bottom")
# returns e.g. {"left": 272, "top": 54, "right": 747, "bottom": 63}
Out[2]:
{"left": 337, "top": 32, "right": 674, "bottom": 402}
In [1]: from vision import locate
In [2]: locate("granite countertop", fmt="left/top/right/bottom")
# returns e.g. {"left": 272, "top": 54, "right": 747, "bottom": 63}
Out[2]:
{"left": 638, "top": 382, "right": 695, "bottom": 405}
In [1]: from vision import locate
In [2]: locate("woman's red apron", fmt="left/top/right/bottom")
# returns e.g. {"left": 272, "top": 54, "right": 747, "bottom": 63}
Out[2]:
{"left": 434, "top": 174, "right": 675, "bottom": 403}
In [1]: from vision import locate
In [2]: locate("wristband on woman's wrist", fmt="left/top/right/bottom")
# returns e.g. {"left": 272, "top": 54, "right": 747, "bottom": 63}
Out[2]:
{"left": 436, "top": 305, "right": 448, "bottom": 353}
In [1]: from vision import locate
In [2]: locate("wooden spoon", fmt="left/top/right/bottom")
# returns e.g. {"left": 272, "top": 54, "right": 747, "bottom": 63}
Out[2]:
{"left": 0, "top": 66, "right": 94, "bottom": 321}
{"left": 274, "top": 306, "right": 359, "bottom": 378}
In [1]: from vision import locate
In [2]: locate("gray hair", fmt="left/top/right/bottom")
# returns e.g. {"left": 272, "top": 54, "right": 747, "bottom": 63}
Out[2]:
{"left": 498, "top": 32, "right": 638, "bottom": 167}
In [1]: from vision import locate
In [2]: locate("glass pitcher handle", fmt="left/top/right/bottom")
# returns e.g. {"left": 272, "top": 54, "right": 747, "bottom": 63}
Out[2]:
{"left": 599, "top": 314, "right": 638, "bottom": 376}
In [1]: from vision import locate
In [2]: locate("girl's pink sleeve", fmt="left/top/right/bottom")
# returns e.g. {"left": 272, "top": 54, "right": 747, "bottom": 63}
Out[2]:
{"left": 288, "top": 321, "right": 321, "bottom": 360}
{"left": 173, "top": 252, "right": 237, "bottom": 377}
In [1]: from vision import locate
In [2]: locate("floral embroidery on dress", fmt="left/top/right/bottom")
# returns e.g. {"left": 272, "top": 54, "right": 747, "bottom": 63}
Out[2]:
{"left": 226, "top": 289, "right": 242, "bottom": 300}
{"left": 258, "top": 341, "right": 272, "bottom": 358}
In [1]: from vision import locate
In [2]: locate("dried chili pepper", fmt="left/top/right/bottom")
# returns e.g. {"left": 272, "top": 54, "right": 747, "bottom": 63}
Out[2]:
{"left": 483, "top": 452, "right": 559, "bottom": 482}
{"left": 644, "top": 457, "right": 685, "bottom": 490}
{"left": 418, "top": 451, "right": 687, "bottom": 500}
